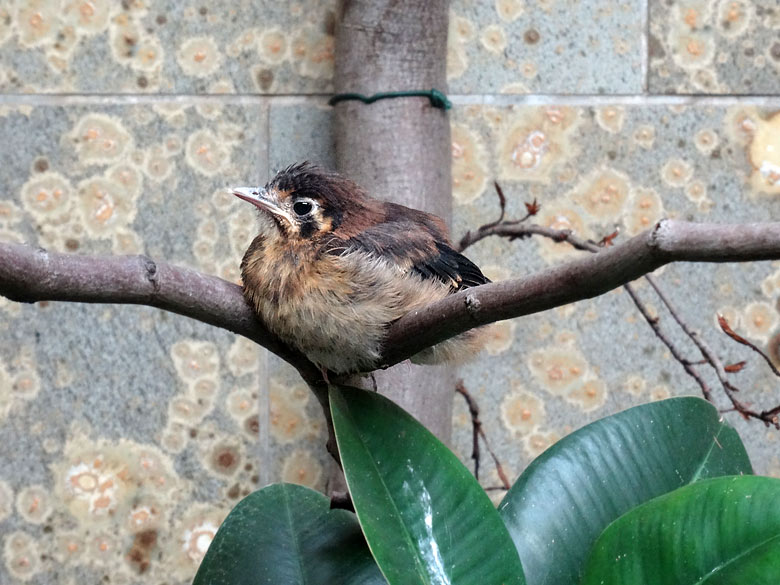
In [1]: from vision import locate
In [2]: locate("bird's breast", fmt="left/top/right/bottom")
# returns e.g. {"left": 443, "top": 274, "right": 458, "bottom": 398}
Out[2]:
{"left": 242, "top": 238, "right": 345, "bottom": 301}
{"left": 240, "top": 241, "right": 451, "bottom": 372}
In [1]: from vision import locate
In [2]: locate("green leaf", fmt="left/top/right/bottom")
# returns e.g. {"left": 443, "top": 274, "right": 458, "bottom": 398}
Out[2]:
{"left": 193, "top": 482, "right": 386, "bottom": 585}
{"left": 330, "top": 384, "right": 525, "bottom": 585}
{"left": 582, "top": 475, "right": 780, "bottom": 585}
{"left": 498, "top": 396, "right": 752, "bottom": 585}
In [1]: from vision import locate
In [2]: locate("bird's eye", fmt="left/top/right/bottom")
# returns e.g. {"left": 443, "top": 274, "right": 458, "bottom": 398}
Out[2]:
{"left": 293, "top": 200, "right": 313, "bottom": 216}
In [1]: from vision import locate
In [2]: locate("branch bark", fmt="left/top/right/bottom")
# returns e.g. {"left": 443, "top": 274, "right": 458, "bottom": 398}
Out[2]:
{"left": 0, "top": 242, "right": 324, "bottom": 387}
{"left": 381, "top": 220, "right": 780, "bottom": 366}
{"left": 0, "top": 240, "right": 348, "bottom": 460}
{"left": 4, "top": 221, "right": 780, "bottom": 379}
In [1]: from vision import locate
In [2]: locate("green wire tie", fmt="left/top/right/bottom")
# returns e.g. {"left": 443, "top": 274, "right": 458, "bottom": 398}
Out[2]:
{"left": 328, "top": 89, "right": 452, "bottom": 110}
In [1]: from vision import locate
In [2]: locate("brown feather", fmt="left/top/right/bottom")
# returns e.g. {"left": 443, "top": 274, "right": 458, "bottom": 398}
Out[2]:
{"left": 238, "top": 162, "right": 490, "bottom": 373}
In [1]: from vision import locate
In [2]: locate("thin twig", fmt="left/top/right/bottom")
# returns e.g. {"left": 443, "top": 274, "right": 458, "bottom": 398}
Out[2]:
{"left": 455, "top": 379, "right": 482, "bottom": 480}
{"left": 646, "top": 271, "right": 779, "bottom": 427}
{"left": 718, "top": 315, "right": 780, "bottom": 378}
{"left": 484, "top": 181, "right": 508, "bottom": 227}
{"left": 458, "top": 222, "right": 594, "bottom": 253}
{"left": 455, "top": 184, "right": 780, "bottom": 428}
{"left": 622, "top": 283, "right": 713, "bottom": 401}
{"left": 455, "top": 380, "right": 511, "bottom": 490}
{"left": 458, "top": 218, "right": 717, "bottom": 399}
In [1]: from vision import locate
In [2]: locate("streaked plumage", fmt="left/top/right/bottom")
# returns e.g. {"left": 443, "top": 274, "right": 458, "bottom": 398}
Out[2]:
{"left": 235, "top": 162, "right": 489, "bottom": 374}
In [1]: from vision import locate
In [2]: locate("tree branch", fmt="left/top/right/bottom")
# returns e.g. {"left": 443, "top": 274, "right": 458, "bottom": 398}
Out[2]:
{"left": 455, "top": 379, "right": 511, "bottom": 490}
{"left": 382, "top": 220, "right": 780, "bottom": 367}
{"left": 0, "top": 240, "right": 348, "bottom": 460}
{"left": 457, "top": 188, "right": 780, "bottom": 428}
{"left": 458, "top": 212, "right": 718, "bottom": 402}
{"left": 3, "top": 219, "right": 780, "bottom": 378}
{"left": 0, "top": 242, "right": 325, "bottom": 388}
{"left": 717, "top": 314, "right": 780, "bottom": 378}
{"left": 621, "top": 282, "right": 713, "bottom": 401}
{"left": 459, "top": 207, "right": 720, "bottom": 402}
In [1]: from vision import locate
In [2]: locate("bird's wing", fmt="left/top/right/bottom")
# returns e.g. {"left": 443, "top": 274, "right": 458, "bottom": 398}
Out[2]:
{"left": 324, "top": 218, "right": 490, "bottom": 292}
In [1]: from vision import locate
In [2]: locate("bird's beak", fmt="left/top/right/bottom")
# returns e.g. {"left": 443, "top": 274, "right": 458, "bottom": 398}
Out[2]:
{"left": 232, "top": 187, "right": 292, "bottom": 225}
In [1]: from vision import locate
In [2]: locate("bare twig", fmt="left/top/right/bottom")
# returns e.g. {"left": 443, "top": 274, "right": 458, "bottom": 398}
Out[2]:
{"left": 460, "top": 215, "right": 717, "bottom": 401}
{"left": 629, "top": 270, "right": 778, "bottom": 428}
{"left": 718, "top": 315, "right": 780, "bottom": 378}
{"left": 458, "top": 222, "right": 593, "bottom": 253}
{"left": 622, "top": 283, "right": 713, "bottom": 401}
{"left": 647, "top": 276, "right": 780, "bottom": 428}
{"left": 456, "top": 380, "right": 482, "bottom": 480}
{"left": 646, "top": 274, "right": 738, "bottom": 389}
{"left": 455, "top": 185, "right": 780, "bottom": 428}
{"left": 455, "top": 380, "right": 510, "bottom": 490}
{"left": 484, "top": 181, "right": 508, "bottom": 227}
{"left": 470, "top": 181, "right": 539, "bottom": 235}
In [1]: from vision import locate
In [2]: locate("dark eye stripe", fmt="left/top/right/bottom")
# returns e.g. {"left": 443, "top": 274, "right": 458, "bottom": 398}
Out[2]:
{"left": 298, "top": 220, "right": 316, "bottom": 238}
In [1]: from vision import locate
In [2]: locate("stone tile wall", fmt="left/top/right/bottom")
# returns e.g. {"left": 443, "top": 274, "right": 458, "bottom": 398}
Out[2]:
{"left": 0, "top": 1, "right": 779, "bottom": 584}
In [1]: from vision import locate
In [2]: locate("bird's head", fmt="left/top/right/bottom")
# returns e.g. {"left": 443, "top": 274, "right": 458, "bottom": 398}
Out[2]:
{"left": 233, "top": 162, "right": 369, "bottom": 242}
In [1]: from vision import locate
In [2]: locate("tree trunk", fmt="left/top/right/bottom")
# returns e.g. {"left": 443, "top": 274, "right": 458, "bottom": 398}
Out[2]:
{"left": 333, "top": 0, "right": 453, "bottom": 443}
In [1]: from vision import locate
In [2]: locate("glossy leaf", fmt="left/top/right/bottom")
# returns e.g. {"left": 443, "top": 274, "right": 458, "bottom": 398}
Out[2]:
{"left": 582, "top": 475, "right": 780, "bottom": 584}
{"left": 193, "top": 482, "right": 385, "bottom": 585}
{"left": 330, "top": 384, "right": 525, "bottom": 585}
{"left": 498, "top": 397, "right": 752, "bottom": 585}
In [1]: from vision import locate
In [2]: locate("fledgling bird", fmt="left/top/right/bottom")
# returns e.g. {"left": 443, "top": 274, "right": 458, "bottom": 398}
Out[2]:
{"left": 234, "top": 162, "right": 490, "bottom": 375}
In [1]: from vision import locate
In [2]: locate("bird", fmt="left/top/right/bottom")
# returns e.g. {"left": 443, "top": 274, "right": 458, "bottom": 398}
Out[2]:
{"left": 234, "top": 162, "right": 490, "bottom": 375}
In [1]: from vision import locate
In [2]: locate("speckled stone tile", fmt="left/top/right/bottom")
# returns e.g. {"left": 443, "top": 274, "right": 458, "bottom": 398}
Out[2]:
{"left": 0, "top": 1, "right": 336, "bottom": 94}
{"left": 0, "top": 101, "right": 275, "bottom": 585}
{"left": 649, "top": 0, "right": 780, "bottom": 94}
{"left": 449, "top": 102, "right": 780, "bottom": 487}
{"left": 269, "top": 100, "right": 334, "bottom": 172}
{"left": 448, "top": 0, "right": 646, "bottom": 94}
{"left": 0, "top": 0, "right": 777, "bottom": 583}
{"left": 0, "top": 0, "right": 650, "bottom": 97}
